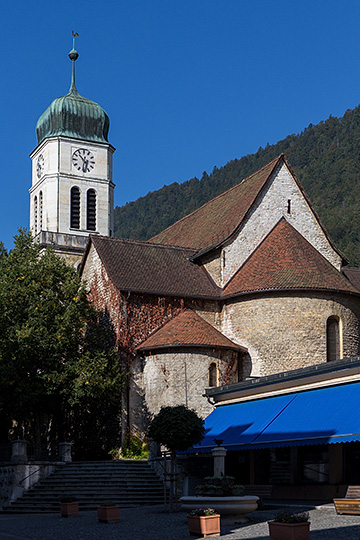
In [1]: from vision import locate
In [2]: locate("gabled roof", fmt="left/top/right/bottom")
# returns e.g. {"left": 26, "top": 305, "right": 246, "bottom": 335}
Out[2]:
{"left": 150, "top": 154, "right": 344, "bottom": 263}
{"left": 136, "top": 309, "right": 245, "bottom": 352}
{"left": 342, "top": 267, "right": 360, "bottom": 293}
{"left": 150, "top": 155, "right": 281, "bottom": 252}
{"left": 222, "top": 218, "right": 359, "bottom": 297}
{"left": 83, "top": 236, "right": 220, "bottom": 299}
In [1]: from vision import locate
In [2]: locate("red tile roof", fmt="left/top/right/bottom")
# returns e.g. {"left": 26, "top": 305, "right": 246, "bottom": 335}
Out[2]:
{"left": 223, "top": 218, "right": 359, "bottom": 297}
{"left": 150, "top": 154, "right": 344, "bottom": 265}
{"left": 87, "top": 236, "right": 220, "bottom": 298}
{"left": 136, "top": 309, "right": 245, "bottom": 351}
{"left": 342, "top": 267, "right": 360, "bottom": 293}
{"left": 150, "top": 155, "right": 282, "bottom": 251}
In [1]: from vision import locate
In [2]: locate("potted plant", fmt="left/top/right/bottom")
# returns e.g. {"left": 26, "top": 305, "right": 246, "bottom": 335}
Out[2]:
{"left": 195, "top": 476, "right": 244, "bottom": 496}
{"left": 97, "top": 501, "right": 120, "bottom": 523}
{"left": 59, "top": 495, "right": 79, "bottom": 517}
{"left": 268, "top": 511, "right": 310, "bottom": 540}
{"left": 182, "top": 474, "right": 257, "bottom": 519}
{"left": 187, "top": 507, "right": 220, "bottom": 537}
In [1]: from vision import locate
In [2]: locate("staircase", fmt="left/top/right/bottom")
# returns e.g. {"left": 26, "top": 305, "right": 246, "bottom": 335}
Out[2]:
{"left": 2, "top": 460, "right": 165, "bottom": 513}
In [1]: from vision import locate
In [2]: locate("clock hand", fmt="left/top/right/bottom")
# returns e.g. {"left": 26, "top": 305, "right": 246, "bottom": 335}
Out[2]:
{"left": 83, "top": 159, "right": 89, "bottom": 172}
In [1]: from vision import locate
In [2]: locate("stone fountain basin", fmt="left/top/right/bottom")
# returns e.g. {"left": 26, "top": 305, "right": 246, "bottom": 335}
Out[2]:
{"left": 180, "top": 495, "right": 259, "bottom": 519}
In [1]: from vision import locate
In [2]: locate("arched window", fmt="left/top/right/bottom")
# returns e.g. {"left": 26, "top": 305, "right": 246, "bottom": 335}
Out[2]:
{"left": 209, "top": 363, "right": 218, "bottom": 387}
{"left": 86, "top": 189, "right": 96, "bottom": 231}
{"left": 34, "top": 196, "right": 38, "bottom": 235}
{"left": 70, "top": 187, "right": 80, "bottom": 229}
{"left": 39, "top": 191, "right": 43, "bottom": 231}
{"left": 327, "top": 316, "right": 340, "bottom": 362}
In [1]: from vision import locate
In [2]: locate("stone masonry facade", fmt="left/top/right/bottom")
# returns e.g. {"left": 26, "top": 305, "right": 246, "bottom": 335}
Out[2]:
{"left": 80, "top": 155, "right": 360, "bottom": 439}
{"left": 130, "top": 348, "right": 238, "bottom": 434}
{"left": 222, "top": 292, "right": 360, "bottom": 377}
{"left": 83, "top": 240, "right": 360, "bottom": 431}
{"left": 204, "top": 162, "right": 343, "bottom": 288}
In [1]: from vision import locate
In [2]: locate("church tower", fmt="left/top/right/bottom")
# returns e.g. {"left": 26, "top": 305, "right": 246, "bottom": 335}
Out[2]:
{"left": 29, "top": 37, "right": 115, "bottom": 265}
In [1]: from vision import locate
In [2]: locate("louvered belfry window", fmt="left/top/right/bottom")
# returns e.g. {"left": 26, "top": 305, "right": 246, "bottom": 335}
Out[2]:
{"left": 70, "top": 187, "right": 80, "bottom": 229}
{"left": 39, "top": 191, "right": 43, "bottom": 231}
{"left": 34, "top": 196, "right": 38, "bottom": 235}
{"left": 87, "top": 189, "right": 96, "bottom": 231}
{"left": 327, "top": 316, "right": 340, "bottom": 362}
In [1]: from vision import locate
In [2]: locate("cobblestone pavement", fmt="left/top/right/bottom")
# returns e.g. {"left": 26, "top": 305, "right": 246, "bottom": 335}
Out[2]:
{"left": 0, "top": 505, "right": 359, "bottom": 540}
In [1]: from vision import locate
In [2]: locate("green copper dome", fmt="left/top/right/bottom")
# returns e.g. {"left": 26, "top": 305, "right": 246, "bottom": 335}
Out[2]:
{"left": 36, "top": 47, "right": 109, "bottom": 145}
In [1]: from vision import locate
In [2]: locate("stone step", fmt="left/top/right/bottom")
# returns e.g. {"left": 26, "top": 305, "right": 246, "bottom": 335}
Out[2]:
{"left": 7, "top": 494, "right": 164, "bottom": 505}
{"left": 28, "top": 484, "right": 163, "bottom": 491}
{"left": 33, "top": 480, "right": 163, "bottom": 487}
{"left": 20, "top": 490, "right": 164, "bottom": 499}
{"left": 38, "top": 478, "right": 160, "bottom": 483}
{"left": 2, "top": 460, "right": 166, "bottom": 514}
{"left": 20, "top": 489, "right": 163, "bottom": 497}
{"left": 62, "top": 461, "right": 152, "bottom": 469}
{"left": 39, "top": 471, "right": 158, "bottom": 482}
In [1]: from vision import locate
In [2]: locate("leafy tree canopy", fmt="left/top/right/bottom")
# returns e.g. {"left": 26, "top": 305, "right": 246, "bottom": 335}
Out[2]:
{"left": 0, "top": 230, "right": 125, "bottom": 458}
{"left": 148, "top": 405, "right": 204, "bottom": 453}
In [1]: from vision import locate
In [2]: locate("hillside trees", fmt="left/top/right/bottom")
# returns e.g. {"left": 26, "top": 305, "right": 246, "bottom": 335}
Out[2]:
{"left": 114, "top": 104, "right": 360, "bottom": 266}
{"left": 0, "top": 230, "right": 125, "bottom": 459}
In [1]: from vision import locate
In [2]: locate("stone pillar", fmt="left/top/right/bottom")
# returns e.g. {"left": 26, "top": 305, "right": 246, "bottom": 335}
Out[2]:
{"left": 11, "top": 440, "right": 27, "bottom": 464}
{"left": 212, "top": 446, "right": 227, "bottom": 477}
{"left": 148, "top": 438, "right": 159, "bottom": 460}
{"left": 59, "top": 442, "right": 72, "bottom": 463}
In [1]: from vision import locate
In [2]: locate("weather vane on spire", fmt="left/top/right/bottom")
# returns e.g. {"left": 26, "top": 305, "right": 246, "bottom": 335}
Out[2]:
{"left": 69, "top": 31, "right": 80, "bottom": 92}
{"left": 72, "top": 31, "right": 79, "bottom": 50}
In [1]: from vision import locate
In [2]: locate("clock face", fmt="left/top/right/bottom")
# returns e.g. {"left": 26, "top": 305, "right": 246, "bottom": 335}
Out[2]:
{"left": 72, "top": 148, "right": 95, "bottom": 173}
{"left": 36, "top": 154, "right": 44, "bottom": 179}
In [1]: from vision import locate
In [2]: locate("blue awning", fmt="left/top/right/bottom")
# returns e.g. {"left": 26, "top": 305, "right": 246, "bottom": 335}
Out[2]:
{"left": 189, "top": 381, "right": 360, "bottom": 452}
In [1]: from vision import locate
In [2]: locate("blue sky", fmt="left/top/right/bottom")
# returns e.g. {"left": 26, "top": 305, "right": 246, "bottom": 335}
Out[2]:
{"left": 1, "top": 0, "right": 360, "bottom": 249}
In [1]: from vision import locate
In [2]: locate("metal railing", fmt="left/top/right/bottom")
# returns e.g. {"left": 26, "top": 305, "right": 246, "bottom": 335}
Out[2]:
{"left": 18, "top": 467, "right": 42, "bottom": 486}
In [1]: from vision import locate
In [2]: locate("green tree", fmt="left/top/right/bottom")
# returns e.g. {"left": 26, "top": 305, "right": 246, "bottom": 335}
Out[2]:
{"left": 148, "top": 405, "right": 204, "bottom": 453}
{"left": 149, "top": 405, "right": 204, "bottom": 510}
{"left": 0, "top": 230, "right": 125, "bottom": 458}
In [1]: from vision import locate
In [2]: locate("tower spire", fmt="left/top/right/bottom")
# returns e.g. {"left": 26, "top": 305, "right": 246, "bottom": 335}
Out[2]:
{"left": 68, "top": 31, "right": 79, "bottom": 94}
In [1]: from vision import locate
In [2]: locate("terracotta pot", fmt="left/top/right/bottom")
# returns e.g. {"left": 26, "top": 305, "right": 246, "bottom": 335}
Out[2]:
{"left": 187, "top": 514, "right": 220, "bottom": 537}
{"left": 268, "top": 520, "right": 310, "bottom": 540}
{"left": 60, "top": 501, "right": 79, "bottom": 517}
{"left": 97, "top": 505, "right": 120, "bottom": 523}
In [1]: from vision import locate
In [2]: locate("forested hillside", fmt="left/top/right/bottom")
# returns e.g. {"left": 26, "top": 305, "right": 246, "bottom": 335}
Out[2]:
{"left": 114, "top": 105, "right": 360, "bottom": 266}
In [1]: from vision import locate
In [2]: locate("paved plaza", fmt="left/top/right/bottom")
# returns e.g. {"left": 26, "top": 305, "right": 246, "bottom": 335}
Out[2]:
{"left": 0, "top": 504, "right": 360, "bottom": 540}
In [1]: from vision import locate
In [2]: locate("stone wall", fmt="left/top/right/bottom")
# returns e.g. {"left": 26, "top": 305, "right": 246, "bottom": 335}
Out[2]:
{"left": 82, "top": 244, "right": 184, "bottom": 351}
{"left": 129, "top": 348, "right": 238, "bottom": 435}
{"left": 201, "top": 250, "right": 222, "bottom": 288}
{"left": 82, "top": 242, "right": 360, "bottom": 437}
{"left": 82, "top": 244, "right": 233, "bottom": 436}
{"left": 82, "top": 245, "right": 220, "bottom": 352}
{"left": 222, "top": 291, "right": 360, "bottom": 377}
{"left": 203, "top": 162, "right": 343, "bottom": 287}
{"left": 0, "top": 462, "right": 62, "bottom": 509}
{"left": 0, "top": 466, "right": 14, "bottom": 509}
